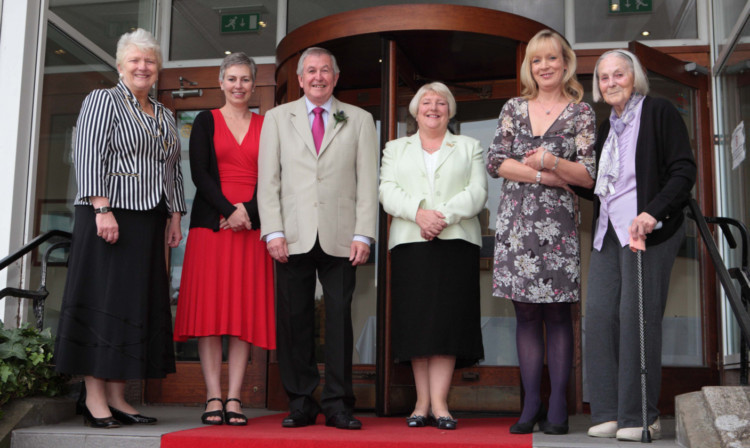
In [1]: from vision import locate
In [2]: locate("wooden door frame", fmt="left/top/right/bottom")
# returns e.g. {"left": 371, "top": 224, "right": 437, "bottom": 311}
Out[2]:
{"left": 145, "top": 65, "right": 276, "bottom": 407}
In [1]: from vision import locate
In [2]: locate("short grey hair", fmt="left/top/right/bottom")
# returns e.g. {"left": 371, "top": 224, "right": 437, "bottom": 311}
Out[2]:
{"left": 408, "top": 82, "right": 457, "bottom": 119}
{"left": 219, "top": 52, "right": 257, "bottom": 83}
{"left": 296, "top": 47, "right": 340, "bottom": 76}
{"left": 592, "top": 49, "right": 650, "bottom": 102}
{"left": 116, "top": 28, "right": 162, "bottom": 71}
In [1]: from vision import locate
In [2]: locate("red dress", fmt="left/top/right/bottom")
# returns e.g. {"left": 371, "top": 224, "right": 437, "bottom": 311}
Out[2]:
{"left": 174, "top": 110, "right": 275, "bottom": 349}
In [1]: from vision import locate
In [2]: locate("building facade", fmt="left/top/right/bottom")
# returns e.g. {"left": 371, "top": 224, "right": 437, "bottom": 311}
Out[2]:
{"left": 0, "top": 0, "right": 748, "bottom": 413}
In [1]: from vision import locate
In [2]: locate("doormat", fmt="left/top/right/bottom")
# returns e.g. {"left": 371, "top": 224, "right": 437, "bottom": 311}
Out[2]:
{"left": 160, "top": 413, "right": 532, "bottom": 448}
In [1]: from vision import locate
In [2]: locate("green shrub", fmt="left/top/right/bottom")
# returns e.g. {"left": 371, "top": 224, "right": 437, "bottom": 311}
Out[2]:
{"left": 0, "top": 321, "right": 68, "bottom": 418}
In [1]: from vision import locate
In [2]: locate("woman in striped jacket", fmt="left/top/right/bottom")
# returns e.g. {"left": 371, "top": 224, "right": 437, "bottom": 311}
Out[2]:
{"left": 55, "top": 28, "right": 186, "bottom": 429}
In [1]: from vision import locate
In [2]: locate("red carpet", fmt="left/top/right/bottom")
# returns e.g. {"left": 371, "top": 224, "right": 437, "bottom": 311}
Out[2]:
{"left": 160, "top": 414, "right": 532, "bottom": 448}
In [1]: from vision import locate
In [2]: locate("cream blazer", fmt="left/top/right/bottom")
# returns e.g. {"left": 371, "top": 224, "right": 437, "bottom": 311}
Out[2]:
{"left": 379, "top": 131, "right": 488, "bottom": 250}
{"left": 258, "top": 96, "right": 379, "bottom": 257}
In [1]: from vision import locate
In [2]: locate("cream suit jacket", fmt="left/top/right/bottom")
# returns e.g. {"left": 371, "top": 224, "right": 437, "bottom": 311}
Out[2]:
{"left": 258, "top": 96, "right": 379, "bottom": 257}
{"left": 379, "top": 131, "right": 488, "bottom": 250}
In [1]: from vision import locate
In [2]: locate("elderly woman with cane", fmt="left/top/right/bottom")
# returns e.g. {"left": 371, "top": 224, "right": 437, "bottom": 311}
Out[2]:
{"left": 583, "top": 49, "right": 696, "bottom": 441}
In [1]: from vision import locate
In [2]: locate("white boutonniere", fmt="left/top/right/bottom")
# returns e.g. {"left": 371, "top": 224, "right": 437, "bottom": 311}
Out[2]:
{"left": 333, "top": 110, "right": 348, "bottom": 128}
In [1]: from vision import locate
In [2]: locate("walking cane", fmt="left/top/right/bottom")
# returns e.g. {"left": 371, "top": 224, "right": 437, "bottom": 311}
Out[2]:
{"left": 630, "top": 222, "right": 660, "bottom": 444}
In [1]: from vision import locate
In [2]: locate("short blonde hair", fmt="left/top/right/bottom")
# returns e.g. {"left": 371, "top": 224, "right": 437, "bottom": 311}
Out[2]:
{"left": 592, "top": 49, "right": 650, "bottom": 103}
{"left": 116, "top": 28, "right": 162, "bottom": 71}
{"left": 520, "top": 29, "right": 583, "bottom": 103}
{"left": 408, "top": 82, "right": 457, "bottom": 119}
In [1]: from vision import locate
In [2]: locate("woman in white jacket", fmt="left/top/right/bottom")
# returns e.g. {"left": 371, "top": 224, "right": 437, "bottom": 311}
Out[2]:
{"left": 379, "top": 82, "right": 487, "bottom": 431}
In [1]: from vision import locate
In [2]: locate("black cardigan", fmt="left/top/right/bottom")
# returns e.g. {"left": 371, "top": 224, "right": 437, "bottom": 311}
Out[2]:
{"left": 187, "top": 110, "right": 260, "bottom": 231}
{"left": 578, "top": 96, "right": 697, "bottom": 247}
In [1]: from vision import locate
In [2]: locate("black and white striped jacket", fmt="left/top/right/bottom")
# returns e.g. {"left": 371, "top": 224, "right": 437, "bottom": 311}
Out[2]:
{"left": 73, "top": 80, "right": 186, "bottom": 214}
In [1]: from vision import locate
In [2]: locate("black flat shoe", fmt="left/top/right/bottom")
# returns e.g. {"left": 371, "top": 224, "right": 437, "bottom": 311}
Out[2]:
{"left": 435, "top": 416, "right": 458, "bottom": 430}
{"left": 201, "top": 397, "right": 224, "bottom": 425}
{"left": 406, "top": 415, "right": 429, "bottom": 427}
{"left": 325, "top": 412, "right": 362, "bottom": 430}
{"left": 224, "top": 398, "right": 248, "bottom": 426}
{"left": 541, "top": 418, "right": 569, "bottom": 435}
{"left": 109, "top": 406, "right": 157, "bottom": 425}
{"left": 282, "top": 409, "right": 318, "bottom": 428}
{"left": 81, "top": 405, "right": 120, "bottom": 429}
{"left": 509, "top": 405, "right": 546, "bottom": 434}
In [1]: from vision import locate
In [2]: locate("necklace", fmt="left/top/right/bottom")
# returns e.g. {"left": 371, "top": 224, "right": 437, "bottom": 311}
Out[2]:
{"left": 536, "top": 97, "right": 562, "bottom": 115}
{"left": 122, "top": 91, "right": 175, "bottom": 153}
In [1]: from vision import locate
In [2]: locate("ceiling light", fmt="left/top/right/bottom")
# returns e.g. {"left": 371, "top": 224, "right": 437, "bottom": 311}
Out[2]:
{"left": 259, "top": 21, "right": 266, "bottom": 28}
{"left": 611, "top": 2, "right": 619, "bottom": 12}
{"left": 54, "top": 49, "right": 66, "bottom": 55}
{"left": 641, "top": 30, "right": 650, "bottom": 36}
{"left": 225, "top": 50, "right": 232, "bottom": 55}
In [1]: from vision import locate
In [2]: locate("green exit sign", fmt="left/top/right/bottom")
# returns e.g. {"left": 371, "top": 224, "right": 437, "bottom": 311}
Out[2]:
{"left": 609, "top": 0, "right": 652, "bottom": 13}
{"left": 221, "top": 13, "right": 260, "bottom": 33}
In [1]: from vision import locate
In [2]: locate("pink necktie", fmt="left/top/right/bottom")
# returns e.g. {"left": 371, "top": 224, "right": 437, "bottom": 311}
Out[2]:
{"left": 312, "top": 107, "right": 324, "bottom": 154}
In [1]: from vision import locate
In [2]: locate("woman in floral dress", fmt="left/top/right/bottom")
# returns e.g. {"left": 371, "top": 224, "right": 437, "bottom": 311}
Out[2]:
{"left": 486, "top": 29, "right": 595, "bottom": 435}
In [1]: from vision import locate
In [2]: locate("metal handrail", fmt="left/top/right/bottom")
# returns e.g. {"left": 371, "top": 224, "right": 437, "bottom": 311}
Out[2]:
{"left": 0, "top": 230, "right": 71, "bottom": 329}
{"left": 687, "top": 198, "right": 750, "bottom": 384}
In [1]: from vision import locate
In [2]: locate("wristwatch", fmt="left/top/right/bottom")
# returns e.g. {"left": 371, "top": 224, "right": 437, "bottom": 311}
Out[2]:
{"left": 94, "top": 206, "right": 113, "bottom": 214}
{"left": 535, "top": 171, "right": 542, "bottom": 184}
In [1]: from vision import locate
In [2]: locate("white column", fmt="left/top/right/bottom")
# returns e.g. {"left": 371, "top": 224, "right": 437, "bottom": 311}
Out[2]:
{"left": 0, "top": 1, "right": 44, "bottom": 325}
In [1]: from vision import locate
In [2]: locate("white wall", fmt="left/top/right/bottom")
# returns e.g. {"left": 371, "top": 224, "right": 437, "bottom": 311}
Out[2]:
{"left": 0, "top": 1, "right": 43, "bottom": 325}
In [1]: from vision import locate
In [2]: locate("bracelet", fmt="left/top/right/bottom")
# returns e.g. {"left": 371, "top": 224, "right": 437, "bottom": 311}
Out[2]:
{"left": 535, "top": 171, "right": 542, "bottom": 184}
{"left": 540, "top": 150, "right": 548, "bottom": 170}
{"left": 551, "top": 156, "right": 559, "bottom": 171}
{"left": 94, "top": 206, "right": 113, "bottom": 214}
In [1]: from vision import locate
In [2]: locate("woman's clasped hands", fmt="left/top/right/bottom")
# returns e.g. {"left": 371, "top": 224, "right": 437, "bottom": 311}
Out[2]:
{"left": 219, "top": 203, "right": 252, "bottom": 232}
{"left": 416, "top": 208, "right": 447, "bottom": 241}
{"left": 523, "top": 147, "right": 572, "bottom": 192}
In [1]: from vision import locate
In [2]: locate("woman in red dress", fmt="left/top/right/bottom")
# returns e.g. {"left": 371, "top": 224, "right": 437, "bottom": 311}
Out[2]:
{"left": 174, "top": 53, "right": 275, "bottom": 426}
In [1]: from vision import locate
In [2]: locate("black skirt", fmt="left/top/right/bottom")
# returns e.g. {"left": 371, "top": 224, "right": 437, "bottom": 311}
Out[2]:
{"left": 391, "top": 238, "right": 484, "bottom": 369}
{"left": 54, "top": 203, "right": 176, "bottom": 379}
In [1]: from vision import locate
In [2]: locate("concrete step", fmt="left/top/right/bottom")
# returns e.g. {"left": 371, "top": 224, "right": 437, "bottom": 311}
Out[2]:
{"left": 676, "top": 386, "right": 750, "bottom": 448}
{"left": 11, "top": 407, "right": 681, "bottom": 448}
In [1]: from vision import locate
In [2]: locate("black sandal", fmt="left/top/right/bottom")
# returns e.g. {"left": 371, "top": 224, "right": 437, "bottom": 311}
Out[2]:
{"left": 201, "top": 397, "right": 224, "bottom": 425}
{"left": 224, "top": 398, "right": 248, "bottom": 426}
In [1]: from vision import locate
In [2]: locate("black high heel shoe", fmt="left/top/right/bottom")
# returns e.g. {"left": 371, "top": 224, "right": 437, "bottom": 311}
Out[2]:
{"left": 81, "top": 404, "right": 120, "bottom": 429}
{"left": 109, "top": 406, "right": 157, "bottom": 425}
{"left": 541, "top": 417, "right": 569, "bottom": 435}
{"left": 509, "top": 405, "right": 546, "bottom": 434}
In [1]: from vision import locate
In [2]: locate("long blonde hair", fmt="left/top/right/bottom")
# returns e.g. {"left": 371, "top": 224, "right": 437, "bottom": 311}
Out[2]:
{"left": 520, "top": 29, "right": 583, "bottom": 103}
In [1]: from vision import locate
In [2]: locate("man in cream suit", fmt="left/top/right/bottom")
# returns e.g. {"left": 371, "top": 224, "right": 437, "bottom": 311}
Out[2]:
{"left": 258, "top": 47, "right": 378, "bottom": 430}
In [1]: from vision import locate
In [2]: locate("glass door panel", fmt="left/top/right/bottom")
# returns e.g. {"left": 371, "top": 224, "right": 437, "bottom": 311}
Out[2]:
{"left": 32, "top": 23, "right": 117, "bottom": 334}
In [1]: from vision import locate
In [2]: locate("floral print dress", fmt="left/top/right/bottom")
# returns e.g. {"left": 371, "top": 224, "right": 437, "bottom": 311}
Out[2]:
{"left": 486, "top": 97, "right": 596, "bottom": 303}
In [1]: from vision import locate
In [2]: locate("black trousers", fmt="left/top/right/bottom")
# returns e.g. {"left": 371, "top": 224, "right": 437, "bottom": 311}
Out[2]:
{"left": 274, "top": 239, "right": 357, "bottom": 418}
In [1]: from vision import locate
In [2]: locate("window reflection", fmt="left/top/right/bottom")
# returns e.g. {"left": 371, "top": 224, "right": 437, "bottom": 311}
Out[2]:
{"left": 574, "top": 0, "right": 698, "bottom": 43}
{"left": 170, "top": 0, "right": 278, "bottom": 61}
{"left": 49, "top": 0, "right": 155, "bottom": 57}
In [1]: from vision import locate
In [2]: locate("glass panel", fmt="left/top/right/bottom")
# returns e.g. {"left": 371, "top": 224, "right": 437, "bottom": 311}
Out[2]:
{"left": 49, "top": 0, "right": 156, "bottom": 58}
{"left": 712, "top": 0, "right": 750, "bottom": 61}
{"left": 459, "top": 100, "right": 520, "bottom": 366}
{"left": 32, "top": 24, "right": 118, "bottom": 335}
{"left": 713, "top": 58, "right": 750, "bottom": 361}
{"left": 287, "top": 0, "right": 564, "bottom": 35}
{"left": 389, "top": 96, "right": 520, "bottom": 366}
{"left": 171, "top": 108, "right": 259, "bottom": 362}
{"left": 169, "top": 0, "right": 278, "bottom": 61}
{"left": 574, "top": 0, "right": 697, "bottom": 43}
{"left": 579, "top": 74, "right": 703, "bottom": 367}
